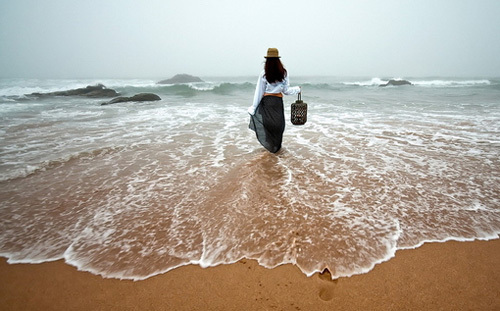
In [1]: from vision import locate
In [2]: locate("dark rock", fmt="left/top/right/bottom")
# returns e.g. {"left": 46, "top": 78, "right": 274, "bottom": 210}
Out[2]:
{"left": 29, "top": 84, "right": 120, "bottom": 98}
{"left": 158, "top": 74, "right": 204, "bottom": 84}
{"left": 379, "top": 79, "right": 412, "bottom": 87}
{"left": 101, "top": 93, "right": 161, "bottom": 105}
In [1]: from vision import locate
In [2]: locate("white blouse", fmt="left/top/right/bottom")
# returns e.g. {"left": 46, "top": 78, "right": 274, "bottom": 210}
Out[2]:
{"left": 248, "top": 70, "right": 301, "bottom": 115}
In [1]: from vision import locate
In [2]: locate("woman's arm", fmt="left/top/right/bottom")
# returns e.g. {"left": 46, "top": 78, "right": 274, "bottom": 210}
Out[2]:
{"left": 248, "top": 71, "right": 266, "bottom": 115}
{"left": 281, "top": 75, "right": 301, "bottom": 95}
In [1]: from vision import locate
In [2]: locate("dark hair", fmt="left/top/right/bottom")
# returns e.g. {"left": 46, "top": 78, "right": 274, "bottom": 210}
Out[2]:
{"left": 264, "top": 58, "right": 287, "bottom": 83}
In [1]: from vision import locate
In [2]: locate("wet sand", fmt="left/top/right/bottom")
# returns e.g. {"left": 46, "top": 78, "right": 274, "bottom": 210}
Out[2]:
{"left": 1, "top": 239, "right": 499, "bottom": 311}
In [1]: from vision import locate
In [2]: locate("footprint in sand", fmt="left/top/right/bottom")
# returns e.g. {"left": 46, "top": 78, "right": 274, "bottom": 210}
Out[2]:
{"left": 317, "top": 268, "right": 338, "bottom": 301}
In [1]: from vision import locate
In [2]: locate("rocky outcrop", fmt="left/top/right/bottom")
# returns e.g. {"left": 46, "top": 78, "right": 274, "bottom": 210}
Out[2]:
{"left": 101, "top": 93, "right": 161, "bottom": 105}
{"left": 379, "top": 79, "right": 412, "bottom": 87}
{"left": 158, "top": 74, "right": 204, "bottom": 84}
{"left": 29, "top": 84, "right": 119, "bottom": 98}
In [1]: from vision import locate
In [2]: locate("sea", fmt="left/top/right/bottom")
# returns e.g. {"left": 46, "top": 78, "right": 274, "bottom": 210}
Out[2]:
{"left": 0, "top": 76, "right": 499, "bottom": 280}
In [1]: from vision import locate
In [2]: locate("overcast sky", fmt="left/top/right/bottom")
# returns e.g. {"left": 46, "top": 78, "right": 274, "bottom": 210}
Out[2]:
{"left": 1, "top": 0, "right": 499, "bottom": 78}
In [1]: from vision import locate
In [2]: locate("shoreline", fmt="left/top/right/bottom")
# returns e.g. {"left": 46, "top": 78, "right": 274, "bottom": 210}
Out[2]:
{"left": 1, "top": 239, "right": 499, "bottom": 310}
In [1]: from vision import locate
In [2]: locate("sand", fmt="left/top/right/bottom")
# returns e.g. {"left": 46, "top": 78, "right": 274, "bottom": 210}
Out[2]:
{"left": 1, "top": 239, "right": 499, "bottom": 310}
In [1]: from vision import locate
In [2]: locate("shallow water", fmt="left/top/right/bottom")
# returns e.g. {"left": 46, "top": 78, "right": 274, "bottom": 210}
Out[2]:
{"left": 1, "top": 77, "right": 499, "bottom": 279}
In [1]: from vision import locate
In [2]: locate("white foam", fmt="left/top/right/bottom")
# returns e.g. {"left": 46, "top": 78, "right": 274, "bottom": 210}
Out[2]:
{"left": 343, "top": 77, "right": 387, "bottom": 86}
{"left": 1, "top": 77, "right": 499, "bottom": 282}
{"left": 340, "top": 78, "right": 492, "bottom": 88}
{"left": 412, "top": 79, "right": 491, "bottom": 87}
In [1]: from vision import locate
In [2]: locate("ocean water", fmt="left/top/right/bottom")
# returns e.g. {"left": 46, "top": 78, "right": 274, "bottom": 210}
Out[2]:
{"left": 0, "top": 76, "right": 499, "bottom": 280}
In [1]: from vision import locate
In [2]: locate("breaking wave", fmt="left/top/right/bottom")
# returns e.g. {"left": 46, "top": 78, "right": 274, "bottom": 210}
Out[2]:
{"left": 1, "top": 76, "right": 499, "bottom": 281}
{"left": 342, "top": 77, "right": 493, "bottom": 87}
{"left": 1, "top": 77, "right": 497, "bottom": 101}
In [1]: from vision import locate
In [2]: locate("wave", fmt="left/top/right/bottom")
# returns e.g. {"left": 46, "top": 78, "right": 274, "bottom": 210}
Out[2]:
{"left": 0, "top": 96, "right": 18, "bottom": 102}
{"left": 0, "top": 81, "right": 256, "bottom": 99}
{"left": 342, "top": 77, "right": 493, "bottom": 87}
{"left": 1, "top": 80, "right": 499, "bottom": 281}
{"left": 342, "top": 77, "right": 387, "bottom": 86}
{"left": 299, "top": 82, "right": 342, "bottom": 91}
{"left": 1, "top": 77, "right": 497, "bottom": 99}
{"left": 0, "top": 79, "right": 139, "bottom": 97}
{"left": 158, "top": 82, "right": 254, "bottom": 93}
{"left": 411, "top": 79, "right": 491, "bottom": 87}
{"left": 0, "top": 146, "right": 126, "bottom": 182}
{"left": 126, "top": 78, "right": 494, "bottom": 93}
{"left": 110, "top": 82, "right": 255, "bottom": 98}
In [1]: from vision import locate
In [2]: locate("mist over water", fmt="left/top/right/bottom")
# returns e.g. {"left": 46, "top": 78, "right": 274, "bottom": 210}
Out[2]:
{"left": 2, "top": 1, "right": 500, "bottom": 78}
{"left": 0, "top": 77, "right": 499, "bottom": 280}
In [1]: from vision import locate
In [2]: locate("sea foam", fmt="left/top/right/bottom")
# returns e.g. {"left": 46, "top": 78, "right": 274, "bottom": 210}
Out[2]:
{"left": 0, "top": 77, "right": 499, "bottom": 280}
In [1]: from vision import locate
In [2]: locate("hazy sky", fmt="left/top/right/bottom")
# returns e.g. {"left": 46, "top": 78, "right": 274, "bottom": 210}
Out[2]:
{"left": 1, "top": 0, "right": 499, "bottom": 78}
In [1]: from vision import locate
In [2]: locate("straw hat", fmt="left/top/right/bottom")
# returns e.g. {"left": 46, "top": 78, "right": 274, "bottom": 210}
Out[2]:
{"left": 265, "top": 48, "right": 281, "bottom": 58}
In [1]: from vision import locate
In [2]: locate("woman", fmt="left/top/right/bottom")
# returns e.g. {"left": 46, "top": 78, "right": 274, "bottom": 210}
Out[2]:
{"left": 248, "top": 48, "right": 301, "bottom": 153}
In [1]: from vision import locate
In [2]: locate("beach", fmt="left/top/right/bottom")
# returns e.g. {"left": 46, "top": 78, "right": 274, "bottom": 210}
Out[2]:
{"left": 1, "top": 239, "right": 499, "bottom": 310}
{"left": 1, "top": 77, "right": 499, "bottom": 309}
{"left": 2, "top": 0, "right": 500, "bottom": 309}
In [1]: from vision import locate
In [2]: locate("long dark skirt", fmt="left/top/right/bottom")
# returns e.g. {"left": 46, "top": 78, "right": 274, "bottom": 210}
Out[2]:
{"left": 249, "top": 95, "right": 285, "bottom": 153}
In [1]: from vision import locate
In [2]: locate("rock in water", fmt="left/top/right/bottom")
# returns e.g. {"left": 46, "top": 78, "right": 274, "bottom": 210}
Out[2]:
{"left": 157, "top": 74, "right": 204, "bottom": 84}
{"left": 29, "top": 84, "right": 120, "bottom": 97}
{"left": 379, "top": 79, "right": 412, "bottom": 87}
{"left": 101, "top": 93, "right": 161, "bottom": 105}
